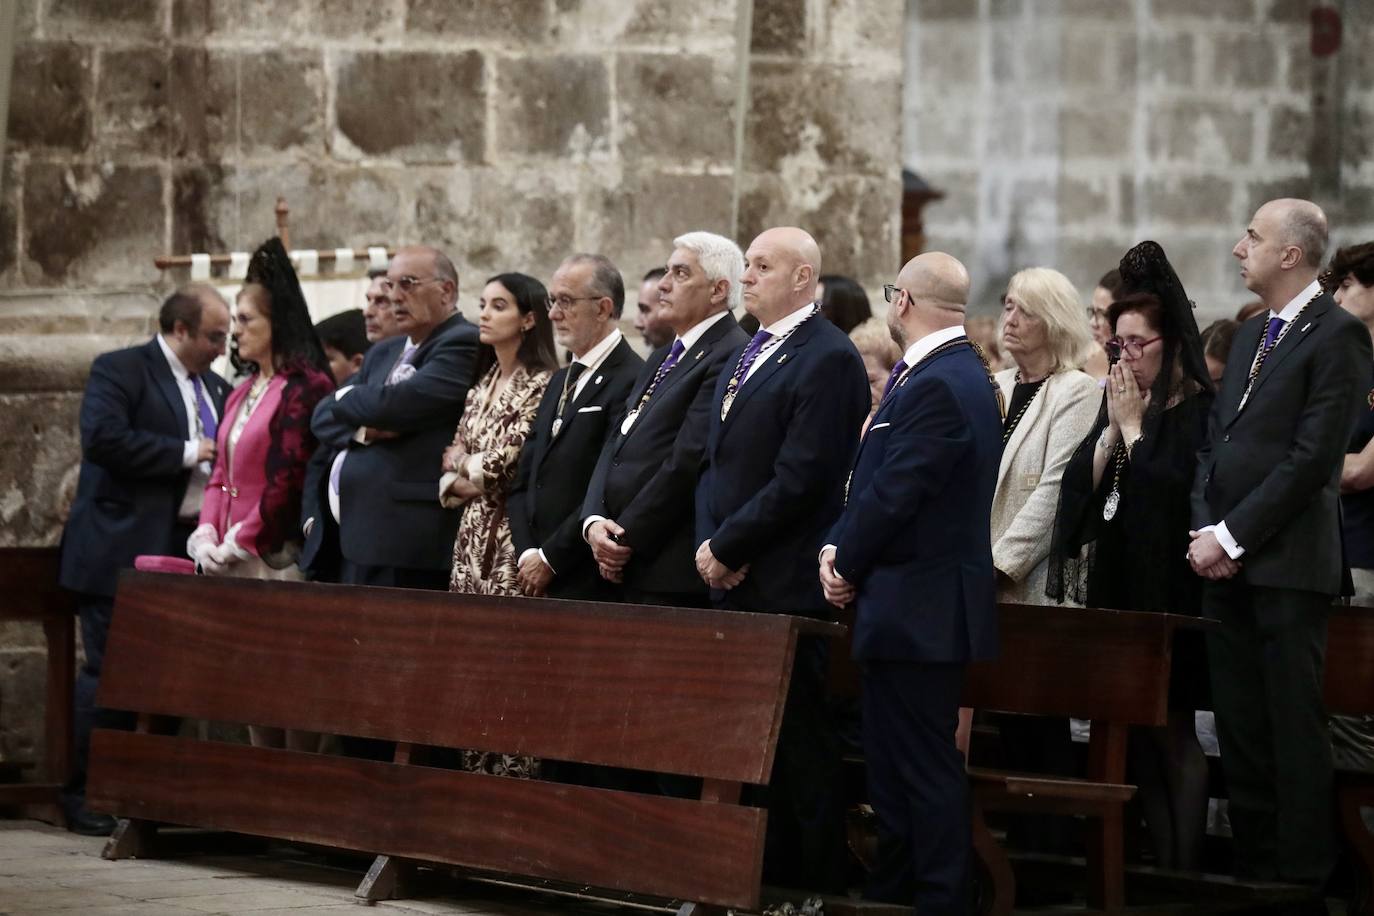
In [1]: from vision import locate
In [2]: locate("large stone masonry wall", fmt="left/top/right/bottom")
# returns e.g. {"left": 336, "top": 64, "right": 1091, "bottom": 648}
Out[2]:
{"left": 0, "top": 0, "right": 905, "bottom": 769}
{"left": 905, "top": 0, "right": 1374, "bottom": 318}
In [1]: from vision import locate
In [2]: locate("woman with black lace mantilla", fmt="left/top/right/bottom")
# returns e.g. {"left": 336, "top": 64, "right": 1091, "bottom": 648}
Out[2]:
{"left": 1049, "top": 240, "right": 1215, "bottom": 871}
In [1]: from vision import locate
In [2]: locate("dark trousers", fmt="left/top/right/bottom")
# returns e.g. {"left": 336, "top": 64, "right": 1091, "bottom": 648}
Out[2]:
{"left": 862, "top": 659, "right": 970, "bottom": 915}
{"left": 339, "top": 560, "right": 450, "bottom": 591}
{"left": 62, "top": 594, "right": 136, "bottom": 813}
{"left": 1204, "top": 579, "right": 1335, "bottom": 884}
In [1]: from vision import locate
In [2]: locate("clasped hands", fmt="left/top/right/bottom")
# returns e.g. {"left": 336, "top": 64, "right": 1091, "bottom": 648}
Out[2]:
{"left": 695, "top": 540, "right": 748, "bottom": 591}
{"left": 516, "top": 550, "right": 555, "bottom": 597}
{"left": 818, "top": 546, "right": 854, "bottom": 609}
{"left": 1186, "top": 529, "right": 1241, "bottom": 580}
{"left": 188, "top": 523, "right": 242, "bottom": 576}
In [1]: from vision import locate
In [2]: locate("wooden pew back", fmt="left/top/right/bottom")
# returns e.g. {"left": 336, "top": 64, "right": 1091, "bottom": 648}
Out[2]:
{"left": 89, "top": 572, "right": 832, "bottom": 909}
{"left": 1326, "top": 604, "right": 1374, "bottom": 716}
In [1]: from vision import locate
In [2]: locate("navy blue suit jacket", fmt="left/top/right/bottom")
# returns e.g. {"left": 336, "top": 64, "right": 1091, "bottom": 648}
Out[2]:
{"left": 828, "top": 340, "right": 1002, "bottom": 663}
{"left": 310, "top": 312, "right": 479, "bottom": 571}
{"left": 695, "top": 313, "right": 869, "bottom": 617}
{"left": 59, "top": 337, "right": 231, "bottom": 597}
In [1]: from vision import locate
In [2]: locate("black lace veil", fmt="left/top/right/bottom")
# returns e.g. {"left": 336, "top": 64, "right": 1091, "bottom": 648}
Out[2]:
{"left": 230, "top": 237, "right": 330, "bottom": 377}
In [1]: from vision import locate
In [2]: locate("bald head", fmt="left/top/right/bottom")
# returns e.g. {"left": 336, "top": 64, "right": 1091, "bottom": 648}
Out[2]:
{"left": 887, "top": 252, "right": 969, "bottom": 348}
{"left": 742, "top": 226, "right": 823, "bottom": 325}
{"left": 1265, "top": 198, "right": 1328, "bottom": 269}
{"left": 899, "top": 252, "right": 970, "bottom": 313}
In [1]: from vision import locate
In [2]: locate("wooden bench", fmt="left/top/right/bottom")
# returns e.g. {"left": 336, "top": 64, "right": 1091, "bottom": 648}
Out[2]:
{"left": 86, "top": 571, "right": 839, "bottom": 913}
{"left": 0, "top": 546, "right": 75, "bottom": 823}
{"left": 831, "top": 601, "right": 1208, "bottom": 914}
{"left": 1325, "top": 602, "right": 1374, "bottom": 916}
{"left": 963, "top": 602, "right": 1210, "bottom": 914}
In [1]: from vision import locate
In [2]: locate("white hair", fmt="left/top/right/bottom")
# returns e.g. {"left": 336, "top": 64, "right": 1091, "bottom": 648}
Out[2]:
{"left": 672, "top": 230, "right": 745, "bottom": 309}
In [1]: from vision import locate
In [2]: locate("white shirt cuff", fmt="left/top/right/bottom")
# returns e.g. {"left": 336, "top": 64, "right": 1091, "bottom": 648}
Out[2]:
{"left": 518, "top": 547, "right": 556, "bottom": 576}
{"left": 1211, "top": 522, "right": 1245, "bottom": 559}
{"left": 182, "top": 439, "right": 199, "bottom": 469}
{"left": 583, "top": 515, "right": 607, "bottom": 542}
{"left": 352, "top": 427, "right": 367, "bottom": 444}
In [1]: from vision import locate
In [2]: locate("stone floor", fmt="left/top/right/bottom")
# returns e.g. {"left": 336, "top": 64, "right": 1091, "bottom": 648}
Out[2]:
{"left": 0, "top": 820, "right": 555, "bottom": 916}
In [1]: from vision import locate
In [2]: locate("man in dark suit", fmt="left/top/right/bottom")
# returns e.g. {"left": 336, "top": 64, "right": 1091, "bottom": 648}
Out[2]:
{"left": 509, "top": 254, "right": 643, "bottom": 600}
{"left": 820, "top": 253, "right": 1002, "bottom": 914}
{"left": 57, "top": 285, "right": 232, "bottom": 834}
{"left": 582, "top": 231, "right": 751, "bottom": 607}
{"left": 299, "top": 280, "right": 396, "bottom": 582}
{"left": 310, "top": 245, "right": 479, "bottom": 589}
{"left": 1188, "top": 198, "right": 1371, "bottom": 884}
{"left": 694, "top": 227, "right": 868, "bottom": 891}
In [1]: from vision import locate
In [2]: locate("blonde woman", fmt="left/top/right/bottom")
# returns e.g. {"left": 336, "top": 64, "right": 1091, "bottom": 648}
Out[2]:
{"left": 993, "top": 267, "right": 1101, "bottom": 604}
{"left": 848, "top": 317, "right": 903, "bottom": 431}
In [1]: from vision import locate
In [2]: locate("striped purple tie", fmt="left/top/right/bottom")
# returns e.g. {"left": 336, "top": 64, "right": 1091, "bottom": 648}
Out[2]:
{"left": 191, "top": 375, "right": 217, "bottom": 439}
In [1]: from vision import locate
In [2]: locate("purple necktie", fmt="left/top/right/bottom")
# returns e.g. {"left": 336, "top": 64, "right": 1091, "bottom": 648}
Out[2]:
{"left": 386, "top": 341, "right": 418, "bottom": 385}
{"left": 191, "top": 375, "right": 217, "bottom": 439}
{"left": 881, "top": 359, "right": 909, "bottom": 400}
{"left": 652, "top": 339, "right": 686, "bottom": 386}
{"left": 733, "top": 330, "right": 774, "bottom": 386}
{"left": 1264, "top": 316, "right": 1285, "bottom": 350}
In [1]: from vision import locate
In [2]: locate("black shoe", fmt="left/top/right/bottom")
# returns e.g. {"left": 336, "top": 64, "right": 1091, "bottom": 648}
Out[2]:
{"left": 66, "top": 807, "right": 117, "bottom": 837}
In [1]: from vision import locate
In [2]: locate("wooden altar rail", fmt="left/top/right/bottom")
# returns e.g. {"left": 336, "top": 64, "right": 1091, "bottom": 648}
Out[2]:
{"left": 86, "top": 572, "right": 840, "bottom": 913}
{"left": 0, "top": 547, "right": 75, "bottom": 823}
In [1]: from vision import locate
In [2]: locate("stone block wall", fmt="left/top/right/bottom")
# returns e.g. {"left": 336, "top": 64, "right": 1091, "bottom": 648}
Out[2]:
{"left": 905, "top": 0, "right": 1374, "bottom": 318}
{"left": 0, "top": 0, "right": 905, "bottom": 768}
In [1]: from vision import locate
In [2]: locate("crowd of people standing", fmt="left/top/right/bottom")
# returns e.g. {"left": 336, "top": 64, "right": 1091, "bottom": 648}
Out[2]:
{"left": 54, "top": 196, "right": 1374, "bottom": 914}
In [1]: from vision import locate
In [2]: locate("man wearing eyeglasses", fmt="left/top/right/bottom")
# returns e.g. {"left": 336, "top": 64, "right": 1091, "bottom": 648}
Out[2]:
{"left": 58, "top": 285, "right": 233, "bottom": 835}
{"left": 581, "top": 231, "right": 751, "bottom": 607}
{"left": 310, "top": 245, "right": 479, "bottom": 589}
{"left": 508, "top": 254, "right": 644, "bottom": 601}
{"left": 820, "top": 253, "right": 1002, "bottom": 913}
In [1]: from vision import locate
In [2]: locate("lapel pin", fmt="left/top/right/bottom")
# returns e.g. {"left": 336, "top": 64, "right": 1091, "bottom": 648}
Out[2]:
{"left": 695, "top": 351, "right": 704, "bottom": 361}
{"left": 1301, "top": 322, "right": 1311, "bottom": 332}
{"left": 595, "top": 374, "right": 603, "bottom": 384}
{"left": 778, "top": 353, "right": 789, "bottom": 364}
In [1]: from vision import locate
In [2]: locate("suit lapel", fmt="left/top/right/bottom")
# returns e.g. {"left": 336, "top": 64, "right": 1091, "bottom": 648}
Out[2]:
{"left": 620, "top": 314, "right": 737, "bottom": 446}
{"left": 720, "top": 316, "right": 815, "bottom": 433}
{"left": 1241, "top": 293, "right": 1331, "bottom": 406}
{"left": 145, "top": 338, "right": 190, "bottom": 436}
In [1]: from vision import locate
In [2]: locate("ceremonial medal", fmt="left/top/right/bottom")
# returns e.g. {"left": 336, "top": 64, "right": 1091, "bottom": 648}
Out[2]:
{"left": 551, "top": 417, "right": 563, "bottom": 438}
{"left": 720, "top": 389, "right": 735, "bottom": 421}
{"left": 620, "top": 410, "right": 638, "bottom": 435}
{"left": 1102, "top": 487, "right": 1120, "bottom": 521}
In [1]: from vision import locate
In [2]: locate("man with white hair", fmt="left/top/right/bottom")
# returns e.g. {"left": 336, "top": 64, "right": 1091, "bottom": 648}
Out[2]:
{"left": 582, "top": 231, "right": 751, "bottom": 607}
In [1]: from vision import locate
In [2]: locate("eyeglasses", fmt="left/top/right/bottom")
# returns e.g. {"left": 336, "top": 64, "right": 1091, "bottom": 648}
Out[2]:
{"left": 1085, "top": 306, "right": 1109, "bottom": 321}
{"left": 546, "top": 294, "right": 602, "bottom": 312}
{"left": 1106, "top": 335, "right": 1163, "bottom": 360}
{"left": 381, "top": 276, "right": 444, "bottom": 294}
{"left": 883, "top": 285, "right": 904, "bottom": 304}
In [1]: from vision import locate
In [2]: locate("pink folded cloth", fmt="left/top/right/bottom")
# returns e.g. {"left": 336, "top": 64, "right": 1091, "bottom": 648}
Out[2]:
{"left": 133, "top": 555, "right": 196, "bottom": 575}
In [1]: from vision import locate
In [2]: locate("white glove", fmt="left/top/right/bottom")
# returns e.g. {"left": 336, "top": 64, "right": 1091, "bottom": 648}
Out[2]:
{"left": 187, "top": 523, "right": 221, "bottom": 572}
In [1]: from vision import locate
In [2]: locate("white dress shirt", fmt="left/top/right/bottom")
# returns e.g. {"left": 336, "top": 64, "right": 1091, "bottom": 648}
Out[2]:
{"left": 1209, "top": 278, "right": 1322, "bottom": 559}
{"left": 156, "top": 334, "right": 217, "bottom": 520}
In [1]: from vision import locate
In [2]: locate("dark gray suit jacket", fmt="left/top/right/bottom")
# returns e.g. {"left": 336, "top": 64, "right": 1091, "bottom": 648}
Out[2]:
{"left": 582, "top": 312, "right": 751, "bottom": 596}
{"left": 310, "top": 311, "right": 479, "bottom": 571}
{"left": 1192, "top": 291, "right": 1372, "bottom": 595}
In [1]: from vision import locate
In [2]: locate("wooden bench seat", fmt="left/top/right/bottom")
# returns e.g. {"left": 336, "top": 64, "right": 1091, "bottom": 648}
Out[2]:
{"left": 86, "top": 571, "right": 839, "bottom": 913}
{"left": 968, "top": 767, "right": 1136, "bottom": 813}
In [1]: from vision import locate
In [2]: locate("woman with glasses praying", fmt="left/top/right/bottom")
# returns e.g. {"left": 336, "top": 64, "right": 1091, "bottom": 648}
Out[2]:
{"left": 1049, "top": 240, "right": 1214, "bottom": 871}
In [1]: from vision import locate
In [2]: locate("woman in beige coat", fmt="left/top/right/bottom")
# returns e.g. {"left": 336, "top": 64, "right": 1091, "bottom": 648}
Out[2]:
{"left": 993, "top": 267, "right": 1101, "bottom": 605}
{"left": 988, "top": 266, "right": 1102, "bottom": 852}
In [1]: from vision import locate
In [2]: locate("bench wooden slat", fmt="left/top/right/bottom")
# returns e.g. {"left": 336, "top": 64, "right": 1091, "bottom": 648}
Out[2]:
{"left": 98, "top": 572, "right": 800, "bottom": 783}
{"left": 1326, "top": 605, "right": 1374, "bottom": 715}
{"left": 969, "top": 768, "right": 1136, "bottom": 813}
{"left": 88, "top": 729, "right": 766, "bottom": 909}
{"left": 963, "top": 603, "right": 1200, "bottom": 727}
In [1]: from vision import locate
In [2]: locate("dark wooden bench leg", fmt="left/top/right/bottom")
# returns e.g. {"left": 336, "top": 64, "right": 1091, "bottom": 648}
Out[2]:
{"left": 971, "top": 801, "right": 1013, "bottom": 916}
{"left": 1338, "top": 780, "right": 1374, "bottom": 916}
{"left": 102, "top": 818, "right": 156, "bottom": 859}
{"left": 1086, "top": 722, "right": 1128, "bottom": 911}
{"left": 356, "top": 854, "right": 414, "bottom": 903}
